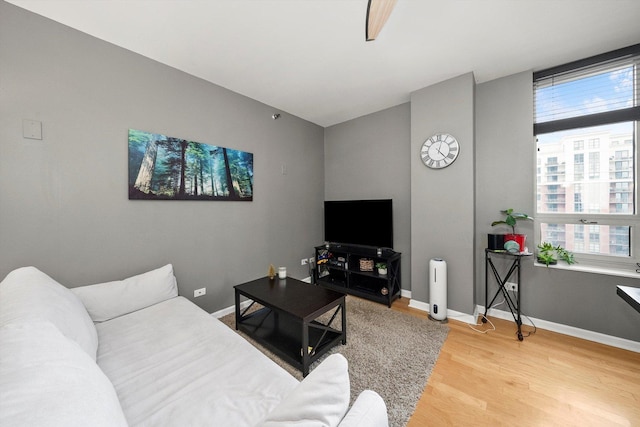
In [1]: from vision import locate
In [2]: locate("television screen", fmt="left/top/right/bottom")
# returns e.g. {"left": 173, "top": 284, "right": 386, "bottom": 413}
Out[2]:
{"left": 324, "top": 199, "right": 393, "bottom": 249}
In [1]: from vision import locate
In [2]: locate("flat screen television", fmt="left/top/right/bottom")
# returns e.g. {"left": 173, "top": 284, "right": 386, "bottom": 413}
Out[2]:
{"left": 324, "top": 199, "right": 393, "bottom": 249}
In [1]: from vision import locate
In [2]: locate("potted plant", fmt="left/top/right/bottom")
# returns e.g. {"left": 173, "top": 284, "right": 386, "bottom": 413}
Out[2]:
{"left": 375, "top": 262, "right": 387, "bottom": 275}
{"left": 491, "top": 208, "right": 533, "bottom": 252}
{"left": 536, "top": 242, "right": 577, "bottom": 266}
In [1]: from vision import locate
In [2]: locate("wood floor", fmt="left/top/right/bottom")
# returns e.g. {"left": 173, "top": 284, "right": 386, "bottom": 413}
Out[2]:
{"left": 391, "top": 298, "right": 640, "bottom": 427}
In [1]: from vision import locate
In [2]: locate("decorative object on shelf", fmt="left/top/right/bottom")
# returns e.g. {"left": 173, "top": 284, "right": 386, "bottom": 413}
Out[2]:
{"left": 491, "top": 208, "right": 533, "bottom": 252}
{"left": 268, "top": 264, "right": 276, "bottom": 279}
{"left": 317, "top": 249, "right": 329, "bottom": 265}
{"left": 420, "top": 133, "right": 460, "bottom": 169}
{"left": 278, "top": 266, "right": 287, "bottom": 279}
{"left": 375, "top": 262, "right": 387, "bottom": 275}
{"left": 299, "top": 346, "right": 314, "bottom": 357}
{"left": 536, "top": 242, "right": 577, "bottom": 266}
{"left": 359, "top": 258, "right": 374, "bottom": 272}
{"left": 381, "top": 287, "right": 389, "bottom": 296}
{"left": 487, "top": 233, "right": 505, "bottom": 250}
{"left": 504, "top": 240, "right": 520, "bottom": 253}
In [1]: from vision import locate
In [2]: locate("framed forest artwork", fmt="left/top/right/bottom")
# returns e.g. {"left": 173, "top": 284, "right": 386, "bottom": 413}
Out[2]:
{"left": 128, "top": 129, "right": 253, "bottom": 201}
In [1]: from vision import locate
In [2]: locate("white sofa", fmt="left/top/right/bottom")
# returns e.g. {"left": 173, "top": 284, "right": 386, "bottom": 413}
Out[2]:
{"left": 0, "top": 265, "right": 388, "bottom": 427}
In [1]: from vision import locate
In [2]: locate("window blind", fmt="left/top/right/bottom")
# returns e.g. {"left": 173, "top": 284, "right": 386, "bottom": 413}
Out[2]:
{"left": 534, "top": 44, "right": 640, "bottom": 135}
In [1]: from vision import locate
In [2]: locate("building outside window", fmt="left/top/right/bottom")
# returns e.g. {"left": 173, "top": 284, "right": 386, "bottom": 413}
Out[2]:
{"left": 534, "top": 44, "right": 639, "bottom": 272}
{"left": 574, "top": 153, "right": 584, "bottom": 181}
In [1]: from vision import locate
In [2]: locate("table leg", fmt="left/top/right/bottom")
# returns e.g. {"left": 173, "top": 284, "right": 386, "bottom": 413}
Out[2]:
{"left": 483, "top": 252, "right": 489, "bottom": 321}
{"left": 302, "top": 321, "right": 310, "bottom": 377}
{"left": 234, "top": 290, "right": 240, "bottom": 330}
{"left": 516, "top": 257, "right": 523, "bottom": 341}
{"left": 341, "top": 298, "right": 347, "bottom": 345}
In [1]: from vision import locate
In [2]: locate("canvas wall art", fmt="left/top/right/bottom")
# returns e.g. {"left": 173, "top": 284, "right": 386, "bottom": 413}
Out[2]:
{"left": 128, "top": 129, "right": 253, "bottom": 201}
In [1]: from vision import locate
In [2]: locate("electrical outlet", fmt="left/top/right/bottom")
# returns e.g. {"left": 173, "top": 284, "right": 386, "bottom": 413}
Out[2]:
{"left": 301, "top": 258, "right": 309, "bottom": 265}
{"left": 506, "top": 282, "right": 518, "bottom": 292}
{"left": 194, "top": 288, "right": 206, "bottom": 297}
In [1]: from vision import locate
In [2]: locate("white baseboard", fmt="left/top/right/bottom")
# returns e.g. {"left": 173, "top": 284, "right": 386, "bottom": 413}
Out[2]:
{"left": 408, "top": 299, "right": 477, "bottom": 324}
{"left": 211, "top": 299, "right": 251, "bottom": 319}
{"left": 406, "top": 298, "right": 639, "bottom": 352}
{"left": 408, "top": 299, "right": 429, "bottom": 312}
{"left": 477, "top": 305, "right": 640, "bottom": 353}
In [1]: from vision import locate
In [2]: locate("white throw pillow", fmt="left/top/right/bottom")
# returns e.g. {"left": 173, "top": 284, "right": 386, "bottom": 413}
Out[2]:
{"left": 262, "top": 353, "right": 350, "bottom": 427}
{"left": 0, "top": 321, "right": 128, "bottom": 427}
{"left": 71, "top": 264, "right": 178, "bottom": 322}
{"left": 0, "top": 266, "right": 98, "bottom": 360}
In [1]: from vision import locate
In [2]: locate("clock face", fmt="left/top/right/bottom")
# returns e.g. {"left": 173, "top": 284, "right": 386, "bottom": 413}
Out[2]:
{"left": 420, "top": 133, "right": 460, "bottom": 169}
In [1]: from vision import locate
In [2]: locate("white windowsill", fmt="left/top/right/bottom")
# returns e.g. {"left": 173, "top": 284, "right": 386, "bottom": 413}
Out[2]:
{"left": 534, "top": 261, "right": 640, "bottom": 279}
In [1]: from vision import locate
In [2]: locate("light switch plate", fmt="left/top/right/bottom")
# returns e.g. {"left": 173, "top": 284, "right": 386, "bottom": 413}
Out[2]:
{"left": 23, "top": 119, "right": 42, "bottom": 140}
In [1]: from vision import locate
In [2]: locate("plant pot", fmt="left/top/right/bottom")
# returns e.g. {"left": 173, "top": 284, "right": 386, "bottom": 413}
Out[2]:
{"left": 377, "top": 268, "right": 387, "bottom": 276}
{"left": 487, "top": 234, "right": 505, "bottom": 250}
{"left": 504, "top": 234, "right": 526, "bottom": 252}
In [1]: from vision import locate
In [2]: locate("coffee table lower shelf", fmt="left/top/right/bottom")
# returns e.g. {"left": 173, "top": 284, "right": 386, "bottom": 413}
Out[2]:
{"left": 237, "top": 306, "right": 344, "bottom": 376}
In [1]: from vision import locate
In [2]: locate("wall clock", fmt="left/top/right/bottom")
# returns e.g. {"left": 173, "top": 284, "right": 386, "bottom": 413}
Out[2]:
{"left": 420, "top": 133, "right": 460, "bottom": 169}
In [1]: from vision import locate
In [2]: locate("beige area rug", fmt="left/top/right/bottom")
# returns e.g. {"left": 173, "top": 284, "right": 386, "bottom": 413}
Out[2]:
{"left": 219, "top": 296, "right": 449, "bottom": 427}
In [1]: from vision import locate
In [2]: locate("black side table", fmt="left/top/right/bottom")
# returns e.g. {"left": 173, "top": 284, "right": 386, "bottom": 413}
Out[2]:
{"left": 484, "top": 249, "right": 532, "bottom": 341}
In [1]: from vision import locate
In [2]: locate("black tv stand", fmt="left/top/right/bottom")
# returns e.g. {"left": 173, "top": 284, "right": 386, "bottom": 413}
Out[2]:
{"left": 313, "top": 244, "right": 401, "bottom": 307}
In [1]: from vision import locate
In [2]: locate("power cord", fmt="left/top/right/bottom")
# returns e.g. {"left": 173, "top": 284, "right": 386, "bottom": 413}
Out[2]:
{"left": 480, "top": 289, "right": 538, "bottom": 338}
{"left": 519, "top": 312, "right": 537, "bottom": 338}
{"left": 468, "top": 314, "right": 496, "bottom": 334}
{"left": 506, "top": 288, "right": 537, "bottom": 338}
{"left": 467, "top": 298, "right": 504, "bottom": 334}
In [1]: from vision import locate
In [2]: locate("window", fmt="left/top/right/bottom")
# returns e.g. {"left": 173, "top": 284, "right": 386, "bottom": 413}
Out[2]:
{"left": 534, "top": 44, "right": 640, "bottom": 272}
{"left": 574, "top": 153, "right": 584, "bottom": 181}
{"left": 588, "top": 152, "right": 600, "bottom": 179}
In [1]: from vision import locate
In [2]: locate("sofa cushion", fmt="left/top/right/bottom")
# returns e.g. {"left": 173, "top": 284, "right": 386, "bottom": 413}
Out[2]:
{"left": 72, "top": 263, "right": 178, "bottom": 322}
{"left": 261, "top": 353, "right": 351, "bottom": 427}
{"left": 0, "top": 266, "right": 98, "bottom": 360}
{"left": 96, "top": 296, "right": 298, "bottom": 427}
{"left": 0, "top": 321, "right": 128, "bottom": 427}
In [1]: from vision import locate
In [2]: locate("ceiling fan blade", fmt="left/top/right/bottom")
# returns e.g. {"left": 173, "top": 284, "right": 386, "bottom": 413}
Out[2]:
{"left": 366, "top": 0, "right": 398, "bottom": 41}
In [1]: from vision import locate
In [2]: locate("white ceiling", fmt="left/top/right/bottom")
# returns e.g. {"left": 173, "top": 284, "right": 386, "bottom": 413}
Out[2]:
{"left": 6, "top": 0, "right": 640, "bottom": 127}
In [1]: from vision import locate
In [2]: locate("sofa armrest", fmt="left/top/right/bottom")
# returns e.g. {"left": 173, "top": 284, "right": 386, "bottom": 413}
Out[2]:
{"left": 262, "top": 353, "right": 350, "bottom": 427}
{"left": 338, "top": 390, "right": 388, "bottom": 427}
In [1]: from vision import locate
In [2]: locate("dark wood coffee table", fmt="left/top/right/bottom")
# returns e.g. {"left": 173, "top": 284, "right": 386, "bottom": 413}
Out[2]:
{"left": 234, "top": 276, "right": 346, "bottom": 376}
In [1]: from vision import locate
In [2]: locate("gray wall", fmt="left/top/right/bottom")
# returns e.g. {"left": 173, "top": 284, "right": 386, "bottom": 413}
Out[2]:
{"left": 324, "top": 103, "right": 411, "bottom": 290}
{"left": 476, "top": 71, "right": 640, "bottom": 342}
{"left": 410, "top": 73, "right": 476, "bottom": 314}
{"left": 0, "top": 2, "right": 324, "bottom": 312}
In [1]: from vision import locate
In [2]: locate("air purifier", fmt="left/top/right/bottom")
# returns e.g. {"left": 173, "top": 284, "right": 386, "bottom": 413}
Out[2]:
{"left": 429, "top": 258, "right": 448, "bottom": 322}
